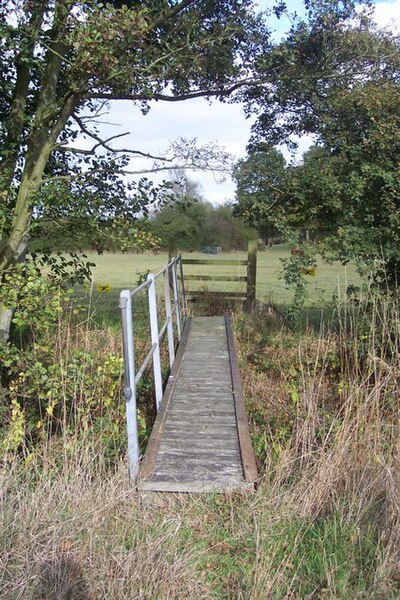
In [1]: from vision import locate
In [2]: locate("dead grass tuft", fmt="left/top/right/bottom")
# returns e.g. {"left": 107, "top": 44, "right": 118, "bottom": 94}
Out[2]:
{"left": 1, "top": 451, "right": 211, "bottom": 599}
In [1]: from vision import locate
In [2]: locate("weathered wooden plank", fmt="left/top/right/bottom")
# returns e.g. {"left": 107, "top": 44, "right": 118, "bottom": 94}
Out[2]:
{"left": 139, "top": 480, "right": 253, "bottom": 493}
{"left": 163, "top": 426, "right": 238, "bottom": 435}
{"left": 139, "top": 315, "right": 257, "bottom": 493}
{"left": 150, "top": 468, "right": 243, "bottom": 480}
{"left": 184, "top": 275, "right": 247, "bottom": 282}
{"left": 171, "top": 392, "right": 233, "bottom": 400}
{"left": 181, "top": 259, "right": 248, "bottom": 266}
{"left": 166, "top": 415, "right": 236, "bottom": 424}
{"left": 159, "top": 433, "right": 239, "bottom": 444}
{"left": 157, "top": 447, "right": 239, "bottom": 457}
{"left": 225, "top": 316, "right": 258, "bottom": 485}
{"left": 153, "top": 464, "right": 243, "bottom": 474}
{"left": 187, "top": 292, "right": 246, "bottom": 298}
{"left": 139, "top": 318, "right": 192, "bottom": 480}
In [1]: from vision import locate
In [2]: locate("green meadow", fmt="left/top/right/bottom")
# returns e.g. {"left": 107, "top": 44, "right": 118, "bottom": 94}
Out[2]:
{"left": 83, "top": 245, "right": 363, "bottom": 323}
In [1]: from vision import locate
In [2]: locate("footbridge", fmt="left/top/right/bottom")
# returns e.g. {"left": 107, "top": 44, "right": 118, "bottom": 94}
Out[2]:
{"left": 119, "top": 254, "right": 257, "bottom": 493}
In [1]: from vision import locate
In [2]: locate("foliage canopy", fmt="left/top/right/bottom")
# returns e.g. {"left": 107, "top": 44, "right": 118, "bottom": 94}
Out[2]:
{"left": 235, "top": 14, "right": 400, "bottom": 290}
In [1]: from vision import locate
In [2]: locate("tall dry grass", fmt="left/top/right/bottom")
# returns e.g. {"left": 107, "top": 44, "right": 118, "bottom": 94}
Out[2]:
{"left": 234, "top": 292, "right": 400, "bottom": 597}
{"left": 0, "top": 445, "right": 212, "bottom": 599}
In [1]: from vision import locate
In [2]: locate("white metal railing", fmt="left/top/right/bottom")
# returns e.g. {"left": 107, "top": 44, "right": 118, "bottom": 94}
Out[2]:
{"left": 119, "top": 255, "right": 186, "bottom": 479}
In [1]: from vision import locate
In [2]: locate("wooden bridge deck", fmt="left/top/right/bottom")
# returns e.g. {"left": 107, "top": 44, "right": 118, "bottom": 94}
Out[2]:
{"left": 139, "top": 316, "right": 257, "bottom": 493}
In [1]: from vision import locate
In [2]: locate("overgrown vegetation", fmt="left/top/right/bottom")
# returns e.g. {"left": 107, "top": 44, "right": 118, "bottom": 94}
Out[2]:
{"left": 1, "top": 267, "right": 399, "bottom": 597}
{"left": 1, "top": 0, "right": 399, "bottom": 596}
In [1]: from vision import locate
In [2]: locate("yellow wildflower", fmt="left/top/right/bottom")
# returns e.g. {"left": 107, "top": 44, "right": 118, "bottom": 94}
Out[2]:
{"left": 97, "top": 283, "right": 112, "bottom": 293}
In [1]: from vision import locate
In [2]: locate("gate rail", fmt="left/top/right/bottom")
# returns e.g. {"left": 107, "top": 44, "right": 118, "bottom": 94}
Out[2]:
{"left": 182, "top": 240, "right": 257, "bottom": 305}
{"left": 119, "top": 255, "right": 186, "bottom": 479}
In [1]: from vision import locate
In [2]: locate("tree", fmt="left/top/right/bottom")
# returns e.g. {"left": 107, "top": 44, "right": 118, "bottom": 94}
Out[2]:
{"left": 151, "top": 194, "right": 255, "bottom": 251}
{"left": 202, "top": 203, "right": 255, "bottom": 250}
{"left": 0, "top": 0, "right": 269, "bottom": 338}
{"left": 233, "top": 145, "right": 287, "bottom": 244}
{"left": 0, "top": 0, "right": 377, "bottom": 338}
{"left": 238, "top": 8, "right": 400, "bottom": 284}
{"left": 150, "top": 170, "right": 208, "bottom": 250}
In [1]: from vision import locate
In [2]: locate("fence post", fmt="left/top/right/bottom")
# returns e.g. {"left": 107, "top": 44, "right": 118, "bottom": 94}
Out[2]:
{"left": 246, "top": 240, "right": 257, "bottom": 307}
{"left": 163, "top": 267, "right": 175, "bottom": 369}
{"left": 119, "top": 290, "right": 139, "bottom": 480}
{"left": 147, "top": 274, "right": 163, "bottom": 410}
{"left": 168, "top": 239, "right": 177, "bottom": 290}
{"left": 168, "top": 239, "right": 177, "bottom": 261}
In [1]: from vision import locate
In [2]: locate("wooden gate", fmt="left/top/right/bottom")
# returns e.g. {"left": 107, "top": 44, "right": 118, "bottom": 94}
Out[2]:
{"left": 170, "top": 240, "right": 257, "bottom": 306}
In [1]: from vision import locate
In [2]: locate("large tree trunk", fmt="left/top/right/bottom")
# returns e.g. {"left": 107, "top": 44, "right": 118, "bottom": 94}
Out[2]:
{"left": 0, "top": 0, "right": 79, "bottom": 341}
{"left": 0, "top": 3, "right": 46, "bottom": 193}
{"left": 0, "top": 91, "right": 78, "bottom": 340}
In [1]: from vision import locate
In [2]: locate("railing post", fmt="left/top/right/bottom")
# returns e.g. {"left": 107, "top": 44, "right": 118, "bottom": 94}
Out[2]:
{"left": 171, "top": 259, "right": 182, "bottom": 339}
{"left": 164, "top": 267, "right": 175, "bottom": 369}
{"left": 119, "top": 290, "right": 139, "bottom": 480}
{"left": 246, "top": 240, "right": 257, "bottom": 307}
{"left": 147, "top": 273, "right": 163, "bottom": 410}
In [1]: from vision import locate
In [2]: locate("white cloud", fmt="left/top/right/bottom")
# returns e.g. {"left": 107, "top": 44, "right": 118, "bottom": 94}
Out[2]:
{"left": 372, "top": 0, "right": 400, "bottom": 31}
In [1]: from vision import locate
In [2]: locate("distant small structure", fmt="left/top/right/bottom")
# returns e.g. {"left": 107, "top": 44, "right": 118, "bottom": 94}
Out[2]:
{"left": 201, "top": 246, "right": 222, "bottom": 254}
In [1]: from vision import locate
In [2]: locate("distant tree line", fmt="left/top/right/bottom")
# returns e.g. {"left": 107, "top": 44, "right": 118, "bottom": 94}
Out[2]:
{"left": 30, "top": 171, "right": 256, "bottom": 254}
{"left": 150, "top": 199, "right": 255, "bottom": 252}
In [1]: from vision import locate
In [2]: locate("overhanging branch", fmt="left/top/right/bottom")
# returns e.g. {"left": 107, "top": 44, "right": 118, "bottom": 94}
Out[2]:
{"left": 67, "top": 114, "right": 172, "bottom": 160}
{"left": 90, "top": 64, "right": 398, "bottom": 103}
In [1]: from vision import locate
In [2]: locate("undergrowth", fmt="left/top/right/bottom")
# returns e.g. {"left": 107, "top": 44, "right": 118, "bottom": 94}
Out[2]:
{"left": 0, "top": 279, "right": 399, "bottom": 598}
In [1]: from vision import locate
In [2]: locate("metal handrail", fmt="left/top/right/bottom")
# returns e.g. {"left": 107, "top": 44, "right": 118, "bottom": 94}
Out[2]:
{"left": 119, "top": 255, "right": 186, "bottom": 479}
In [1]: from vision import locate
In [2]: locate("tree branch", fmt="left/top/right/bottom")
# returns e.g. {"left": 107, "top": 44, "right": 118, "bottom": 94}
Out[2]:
{"left": 154, "top": 0, "right": 195, "bottom": 27}
{"left": 90, "top": 64, "right": 398, "bottom": 104}
{"left": 90, "top": 77, "right": 257, "bottom": 102}
{"left": 68, "top": 114, "right": 173, "bottom": 160}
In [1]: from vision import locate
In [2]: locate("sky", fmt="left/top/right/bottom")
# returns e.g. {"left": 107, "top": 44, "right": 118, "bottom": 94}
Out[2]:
{"left": 87, "top": 0, "right": 400, "bottom": 205}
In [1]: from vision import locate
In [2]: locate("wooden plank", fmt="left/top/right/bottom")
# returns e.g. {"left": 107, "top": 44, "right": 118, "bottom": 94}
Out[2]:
{"left": 187, "top": 292, "right": 246, "bottom": 299}
{"left": 139, "top": 480, "right": 253, "bottom": 493}
{"left": 157, "top": 448, "right": 239, "bottom": 457}
{"left": 158, "top": 439, "right": 240, "bottom": 453}
{"left": 182, "top": 259, "right": 247, "bottom": 266}
{"left": 154, "top": 459, "right": 243, "bottom": 473}
{"left": 225, "top": 316, "right": 258, "bottom": 486}
{"left": 184, "top": 275, "right": 247, "bottom": 282}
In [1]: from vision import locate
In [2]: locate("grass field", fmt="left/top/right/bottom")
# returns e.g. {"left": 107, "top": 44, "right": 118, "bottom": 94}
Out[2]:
{"left": 82, "top": 245, "right": 363, "bottom": 324}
